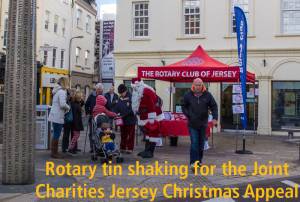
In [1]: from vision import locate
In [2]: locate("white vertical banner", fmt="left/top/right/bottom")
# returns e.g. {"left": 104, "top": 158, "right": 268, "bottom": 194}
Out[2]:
{"left": 101, "top": 20, "right": 115, "bottom": 81}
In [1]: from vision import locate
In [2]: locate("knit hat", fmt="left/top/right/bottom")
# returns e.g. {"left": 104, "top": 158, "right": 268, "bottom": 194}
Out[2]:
{"left": 118, "top": 84, "right": 127, "bottom": 94}
{"left": 96, "top": 95, "right": 107, "bottom": 106}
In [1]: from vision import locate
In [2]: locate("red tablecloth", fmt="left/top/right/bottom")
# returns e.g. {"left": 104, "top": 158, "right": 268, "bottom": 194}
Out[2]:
{"left": 160, "top": 120, "right": 190, "bottom": 136}
{"left": 160, "top": 113, "right": 214, "bottom": 137}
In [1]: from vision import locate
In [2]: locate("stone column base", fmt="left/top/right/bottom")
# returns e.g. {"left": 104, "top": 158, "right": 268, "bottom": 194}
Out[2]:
{"left": 257, "top": 126, "right": 272, "bottom": 135}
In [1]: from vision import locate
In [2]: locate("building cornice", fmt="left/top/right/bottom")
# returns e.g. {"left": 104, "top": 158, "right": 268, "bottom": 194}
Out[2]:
{"left": 256, "top": 76, "right": 273, "bottom": 80}
{"left": 72, "top": 71, "right": 94, "bottom": 77}
{"left": 76, "top": 0, "right": 97, "bottom": 16}
{"left": 114, "top": 48, "right": 300, "bottom": 58}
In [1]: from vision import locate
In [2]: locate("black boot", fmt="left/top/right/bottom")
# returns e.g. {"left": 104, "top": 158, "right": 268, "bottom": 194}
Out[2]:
{"left": 142, "top": 142, "right": 156, "bottom": 158}
{"left": 149, "top": 142, "right": 156, "bottom": 155}
{"left": 140, "top": 141, "right": 155, "bottom": 158}
{"left": 138, "top": 141, "right": 151, "bottom": 157}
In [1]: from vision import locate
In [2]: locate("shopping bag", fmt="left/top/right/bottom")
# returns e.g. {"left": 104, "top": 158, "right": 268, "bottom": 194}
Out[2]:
{"left": 115, "top": 116, "right": 124, "bottom": 126}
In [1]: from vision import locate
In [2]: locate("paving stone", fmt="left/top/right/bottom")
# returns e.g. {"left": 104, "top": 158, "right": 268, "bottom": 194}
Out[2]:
{"left": 0, "top": 133, "right": 300, "bottom": 202}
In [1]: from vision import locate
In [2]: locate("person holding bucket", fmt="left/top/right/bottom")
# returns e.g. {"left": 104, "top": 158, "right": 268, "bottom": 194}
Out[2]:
{"left": 114, "top": 84, "right": 137, "bottom": 153}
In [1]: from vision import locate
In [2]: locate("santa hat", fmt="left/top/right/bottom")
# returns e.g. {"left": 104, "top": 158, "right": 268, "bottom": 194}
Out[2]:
{"left": 131, "top": 77, "right": 141, "bottom": 85}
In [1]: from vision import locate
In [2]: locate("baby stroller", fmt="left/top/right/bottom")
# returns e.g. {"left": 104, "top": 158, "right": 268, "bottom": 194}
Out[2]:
{"left": 90, "top": 113, "right": 124, "bottom": 164}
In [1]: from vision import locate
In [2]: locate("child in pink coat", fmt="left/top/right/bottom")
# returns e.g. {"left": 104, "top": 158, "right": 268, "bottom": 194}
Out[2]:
{"left": 93, "top": 95, "right": 117, "bottom": 118}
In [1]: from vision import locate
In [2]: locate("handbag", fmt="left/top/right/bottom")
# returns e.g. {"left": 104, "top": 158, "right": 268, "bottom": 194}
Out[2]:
{"left": 64, "top": 108, "right": 73, "bottom": 123}
{"left": 115, "top": 116, "right": 124, "bottom": 126}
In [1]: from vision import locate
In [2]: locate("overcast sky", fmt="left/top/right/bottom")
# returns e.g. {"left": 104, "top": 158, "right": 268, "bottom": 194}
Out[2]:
{"left": 97, "top": 0, "right": 116, "bottom": 6}
{"left": 97, "top": 0, "right": 116, "bottom": 17}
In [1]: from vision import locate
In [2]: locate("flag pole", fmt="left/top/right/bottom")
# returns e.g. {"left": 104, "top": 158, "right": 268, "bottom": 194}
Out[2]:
{"left": 234, "top": 6, "right": 253, "bottom": 155}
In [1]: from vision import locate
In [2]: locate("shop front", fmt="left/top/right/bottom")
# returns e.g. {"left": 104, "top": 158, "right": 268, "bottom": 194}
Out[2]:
{"left": 221, "top": 83, "right": 258, "bottom": 131}
{"left": 272, "top": 81, "right": 300, "bottom": 130}
{"left": 71, "top": 71, "right": 94, "bottom": 97}
{"left": 39, "top": 67, "right": 69, "bottom": 105}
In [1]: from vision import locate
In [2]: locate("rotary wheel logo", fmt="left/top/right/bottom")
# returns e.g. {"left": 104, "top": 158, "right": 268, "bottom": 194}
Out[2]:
{"left": 183, "top": 57, "right": 203, "bottom": 65}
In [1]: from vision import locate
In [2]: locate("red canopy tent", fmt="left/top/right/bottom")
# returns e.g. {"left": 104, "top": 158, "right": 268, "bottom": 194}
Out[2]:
{"left": 138, "top": 46, "right": 255, "bottom": 83}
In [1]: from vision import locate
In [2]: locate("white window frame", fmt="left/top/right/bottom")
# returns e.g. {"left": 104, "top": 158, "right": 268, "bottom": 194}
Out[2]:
{"left": 54, "top": 15, "right": 59, "bottom": 33}
{"left": 182, "top": 0, "right": 201, "bottom": 37}
{"left": 85, "top": 50, "right": 90, "bottom": 66}
{"left": 86, "top": 15, "right": 91, "bottom": 33}
{"left": 227, "top": 0, "right": 254, "bottom": 37}
{"left": 60, "top": 50, "right": 65, "bottom": 68}
{"left": 75, "top": 47, "right": 81, "bottom": 65}
{"left": 132, "top": 1, "right": 149, "bottom": 38}
{"left": 76, "top": 9, "right": 82, "bottom": 28}
{"left": 3, "top": 15, "right": 8, "bottom": 47}
{"left": 43, "top": 50, "right": 48, "bottom": 65}
{"left": 281, "top": 0, "right": 300, "bottom": 34}
{"left": 62, "top": 18, "right": 66, "bottom": 37}
{"left": 45, "top": 11, "right": 50, "bottom": 30}
{"left": 231, "top": 0, "right": 249, "bottom": 34}
{"left": 52, "top": 48, "right": 57, "bottom": 67}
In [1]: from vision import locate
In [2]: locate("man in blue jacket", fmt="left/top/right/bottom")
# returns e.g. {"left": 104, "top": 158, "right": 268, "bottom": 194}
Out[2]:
{"left": 182, "top": 78, "right": 218, "bottom": 170}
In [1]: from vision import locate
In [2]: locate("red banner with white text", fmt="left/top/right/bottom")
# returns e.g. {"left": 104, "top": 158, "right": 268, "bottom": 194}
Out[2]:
{"left": 138, "top": 66, "right": 242, "bottom": 82}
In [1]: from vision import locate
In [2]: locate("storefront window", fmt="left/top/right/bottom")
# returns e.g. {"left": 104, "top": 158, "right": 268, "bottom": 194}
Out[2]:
{"left": 272, "top": 81, "right": 300, "bottom": 130}
{"left": 221, "top": 83, "right": 258, "bottom": 130}
{"left": 174, "top": 83, "right": 192, "bottom": 112}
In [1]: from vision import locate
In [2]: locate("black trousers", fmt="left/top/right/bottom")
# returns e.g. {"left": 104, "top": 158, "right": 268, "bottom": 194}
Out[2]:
{"left": 62, "top": 123, "right": 77, "bottom": 151}
{"left": 62, "top": 123, "right": 72, "bottom": 152}
{"left": 88, "top": 118, "right": 93, "bottom": 151}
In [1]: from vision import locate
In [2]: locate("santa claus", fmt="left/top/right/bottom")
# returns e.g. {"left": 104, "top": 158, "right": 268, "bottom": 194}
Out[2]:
{"left": 131, "top": 77, "right": 164, "bottom": 158}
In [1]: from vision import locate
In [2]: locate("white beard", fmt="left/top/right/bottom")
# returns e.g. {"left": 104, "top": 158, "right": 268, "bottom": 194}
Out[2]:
{"left": 131, "top": 81, "right": 155, "bottom": 114}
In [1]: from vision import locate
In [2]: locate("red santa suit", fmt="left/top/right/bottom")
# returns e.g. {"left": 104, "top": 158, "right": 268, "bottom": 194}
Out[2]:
{"left": 131, "top": 78, "right": 164, "bottom": 143}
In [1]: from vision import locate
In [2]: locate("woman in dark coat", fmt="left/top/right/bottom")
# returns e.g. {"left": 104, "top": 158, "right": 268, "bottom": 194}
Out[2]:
{"left": 68, "top": 91, "right": 84, "bottom": 154}
{"left": 114, "top": 84, "right": 137, "bottom": 153}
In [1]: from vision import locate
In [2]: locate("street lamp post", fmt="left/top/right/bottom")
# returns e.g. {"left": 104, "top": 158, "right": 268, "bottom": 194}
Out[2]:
{"left": 68, "top": 35, "right": 84, "bottom": 88}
